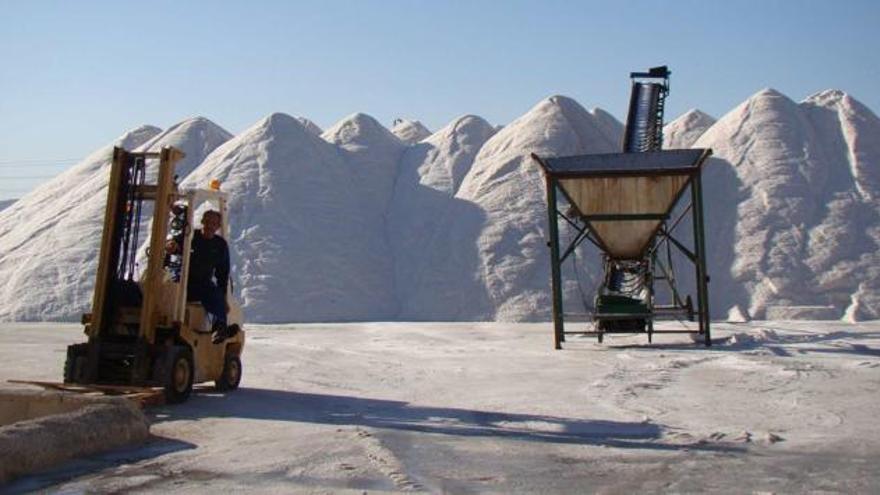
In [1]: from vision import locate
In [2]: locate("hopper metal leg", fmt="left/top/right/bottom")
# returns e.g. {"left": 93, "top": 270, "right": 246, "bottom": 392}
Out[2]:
{"left": 546, "top": 176, "right": 564, "bottom": 349}
{"left": 691, "top": 174, "right": 711, "bottom": 346}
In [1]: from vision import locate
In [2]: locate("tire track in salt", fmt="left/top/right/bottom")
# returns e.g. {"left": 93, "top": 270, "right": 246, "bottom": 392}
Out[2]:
{"left": 599, "top": 353, "right": 720, "bottom": 420}
{"left": 352, "top": 427, "right": 426, "bottom": 492}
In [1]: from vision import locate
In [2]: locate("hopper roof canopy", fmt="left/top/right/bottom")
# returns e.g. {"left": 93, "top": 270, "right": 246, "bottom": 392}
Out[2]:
{"left": 535, "top": 149, "right": 710, "bottom": 177}
{"left": 533, "top": 149, "right": 711, "bottom": 259}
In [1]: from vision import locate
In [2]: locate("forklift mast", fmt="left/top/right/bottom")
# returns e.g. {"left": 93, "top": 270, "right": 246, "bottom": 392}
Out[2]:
{"left": 85, "top": 146, "right": 184, "bottom": 383}
{"left": 89, "top": 147, "right": 184, "bottom": 337}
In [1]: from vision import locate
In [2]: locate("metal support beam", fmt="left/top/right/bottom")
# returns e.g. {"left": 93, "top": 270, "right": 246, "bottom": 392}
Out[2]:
{"left": 560, "top": 228, "right": 588, "bottom": 264}
{"left": 583, "top": 213, "right": 668, "bottom": 221}
{"left": 691, "top": 174, "right": 712, "bottom": 346}
{"left": 546, "top": 176, "right": 564, "bottom": 349}
{"left": 665, "top": 231, "right": 697, "bottom": 263}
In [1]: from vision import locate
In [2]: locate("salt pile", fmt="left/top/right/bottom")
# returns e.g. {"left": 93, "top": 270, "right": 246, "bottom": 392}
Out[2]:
{"left": 183, "top": 113, "right": 399, "bottom": 321}
{"left": 404, "top": 97, "right": 621, "bottom": 320}
{"left": 0, "top": 125, "right": 161, "bottom": 320}
{"left": 389, "top": 115, "right": 496, "bottom": 319}
{"left": 296, "top": 117, "right": 323, "bottom": 136}
{"left": 590, "top": 107, "right": 625, "bottom": 148}
{"left": 391, "top": 119, "right": 432, "bottom": 144}
{"left": 1, "top": 88, "right": 879, "bottom": 323}
{"left": 664, "top": 109, "right": 716, "bottom": 149}
{"left": 697, "top": 89, "right": 880, "bottom": 320}
{"left": 322, "top": 113, "right": 405, "bottom": 213}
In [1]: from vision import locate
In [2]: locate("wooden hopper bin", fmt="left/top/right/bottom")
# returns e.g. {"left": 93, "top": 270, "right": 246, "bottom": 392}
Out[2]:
{"left": 541, "top": 149, "right": 710, "bottom": 260}
{"left": 532, "top": 148, "right": 713, "bottom": 348}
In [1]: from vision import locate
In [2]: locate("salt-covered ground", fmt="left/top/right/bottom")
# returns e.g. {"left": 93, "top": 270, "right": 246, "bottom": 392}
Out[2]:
{"left": 2, "top": 321, "right": 879, "bottom": 493}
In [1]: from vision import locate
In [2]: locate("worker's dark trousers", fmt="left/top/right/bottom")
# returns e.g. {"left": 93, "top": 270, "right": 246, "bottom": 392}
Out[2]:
{"left": 188, "top": 284, "right": 227, "bottom": 328}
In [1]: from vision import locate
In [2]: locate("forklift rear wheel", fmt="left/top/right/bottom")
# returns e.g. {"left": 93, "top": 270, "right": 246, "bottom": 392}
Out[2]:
{"left": 215, "top": 355, "right": 242, "bottom": 391}
{"left": 163, "top": 347, "right": 194, "bottom": 404}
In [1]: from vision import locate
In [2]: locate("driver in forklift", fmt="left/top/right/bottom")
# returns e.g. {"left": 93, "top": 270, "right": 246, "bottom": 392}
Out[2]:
{"left": 187, "top": 210, "right": 233, "bottom": 344}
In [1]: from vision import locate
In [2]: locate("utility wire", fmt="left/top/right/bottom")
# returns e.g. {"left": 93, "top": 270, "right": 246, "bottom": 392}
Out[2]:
{"left": 0, "top": 158, "right": 79, "bottom": 164}
{"left": 0, "top": 175, "right": 58, "bottom": 179}
{"left": 0, "top": 166, "right": 71, "bottom": 170}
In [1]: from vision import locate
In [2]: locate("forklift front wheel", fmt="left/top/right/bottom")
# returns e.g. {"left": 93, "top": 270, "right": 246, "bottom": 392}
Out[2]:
{"left": 215, "top": 355, "right": 242, "bottom": 392}
{"left": 163, "top": 347, "right": 194, "bottom": 404}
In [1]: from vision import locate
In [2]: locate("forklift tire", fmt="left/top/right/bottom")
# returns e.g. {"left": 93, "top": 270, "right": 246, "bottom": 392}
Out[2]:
{"left": 162, "top": 346, "right": 194, "bottom": 404}
{"left": 63, "top": 343, "right": 89, "bottom": 384}
{"left": 215, "top": 355, "right": 242, "bottom": 392}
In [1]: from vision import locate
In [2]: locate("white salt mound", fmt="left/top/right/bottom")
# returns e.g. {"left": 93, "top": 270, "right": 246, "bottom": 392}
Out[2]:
{"left": 664, "top": 109, "right": 716, "bottom": 149}
{"left": 0, "top": 125, "right": 161, "bottom": 321}
{"left": 590, "top": 107, "right": 626, "bottom": 148}
{"left": 184, "top": 112, "right": 398, "bottom": 321}
{"left": 726, "top": 305, "right": 751, "bottom": 323}
{"left": 697, "top": 88, "right": 880, "bottom": 320}
{"left": 1, "top": 87, "right": 879, "bottom": 323}
{"left": 296, "top": 117, "right": 323, "bottom": 136}
{"left": 389, "top": 115, "right": 496, "bottom": 319}
{"left": 391, "top": 119, "right": 432, "bottom": 144}
{"left": 403, "top": 96, "right": 622, "bottom": 320}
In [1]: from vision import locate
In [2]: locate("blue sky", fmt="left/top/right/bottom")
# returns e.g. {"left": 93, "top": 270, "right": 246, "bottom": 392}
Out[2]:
{"left": 1, "top": 0, "right": 878, "bottom": 199}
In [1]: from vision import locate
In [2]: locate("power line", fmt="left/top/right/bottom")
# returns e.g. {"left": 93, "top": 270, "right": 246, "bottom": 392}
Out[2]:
{"left": 0, "top": 175, "right": 58, "bottom": 179}
{"left": 0, "top": 158, "right": 80, "bottom": 164}
{"left": 0, "top": 163, "right": 76, "bottom": 171}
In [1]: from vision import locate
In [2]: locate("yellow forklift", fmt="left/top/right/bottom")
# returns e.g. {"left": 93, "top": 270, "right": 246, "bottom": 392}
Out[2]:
{"left": 63, "top": 146, "right": 245, "bottom": 403}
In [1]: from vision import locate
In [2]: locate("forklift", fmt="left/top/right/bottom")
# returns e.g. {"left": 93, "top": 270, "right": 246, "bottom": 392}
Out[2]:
{"left": 63, "top": 146, "right": 245, "bottom": 403}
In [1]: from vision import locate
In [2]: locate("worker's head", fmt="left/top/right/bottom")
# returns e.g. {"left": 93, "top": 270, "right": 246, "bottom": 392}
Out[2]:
{"left": 201, "top": 210, "right": 222, "bottom": 238}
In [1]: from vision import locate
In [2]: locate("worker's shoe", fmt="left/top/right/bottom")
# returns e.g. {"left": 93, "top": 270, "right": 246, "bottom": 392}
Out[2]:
{"left": 211, "top": 322, "right": 229, "bottom": 344}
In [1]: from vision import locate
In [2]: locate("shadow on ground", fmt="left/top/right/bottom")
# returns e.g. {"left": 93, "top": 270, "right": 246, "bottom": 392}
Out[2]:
{"left": 153, "top": 387, "right": 734, "bottom": 453}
